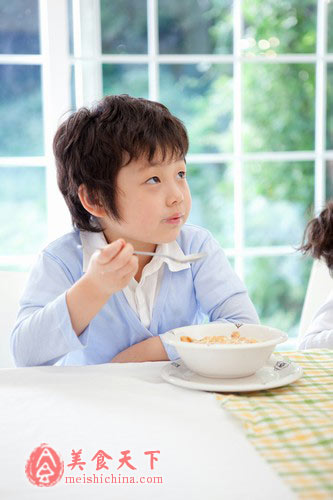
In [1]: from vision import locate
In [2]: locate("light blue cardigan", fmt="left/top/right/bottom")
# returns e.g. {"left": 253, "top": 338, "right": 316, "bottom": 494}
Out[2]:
{"left": 10, "top": 224, "right": 259, "bottom": 366}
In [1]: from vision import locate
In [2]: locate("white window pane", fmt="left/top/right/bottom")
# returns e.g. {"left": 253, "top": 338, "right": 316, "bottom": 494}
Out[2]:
{"left": 187, "top": 163, "right": 234, "bottom": 248}
{"left": 0, "top": 0, "right": 40, "bottom": 54}
{"left": 243, "top": 63, "right": 315, "bottom": 152}
{"left": 0, "top": 167, "right": 47, "bottom": 256}
{"left": 328, "top": 0, "right": 333, "bottom": 53}
{"left": 159, "top": 0, "right": 233, "bottom": 54}
{"left": 245, "top": 255, "right": 312, "bottom": 338}
{"left": 244, "top": 162, "right": 314, "bottom": 246}
{"left": 160, "top": 64, "right": 233, "bottom": 154}
{"left": 101, "top": 0, "right": 147, "bottom": 54}
{"left": 326, "top": 160, "right": 333, "bottom": 201}
{"left": 103, "top": 64, "right": 148, "bottom": 98}
{"left": 0, "top": 65, "right": 43, "bottom": 156}
{"left": 327, "top": 64, "right": 333, "bottom": 150}
{"left": 242, "top": 0, "right": 317, "bottom": 55}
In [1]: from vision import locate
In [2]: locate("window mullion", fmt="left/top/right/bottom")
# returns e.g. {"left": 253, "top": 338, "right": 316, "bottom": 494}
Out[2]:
{"left": 147, "top": 0, "right": 159, "bottom": 101}
{"left": 73, "top": 0, "right": 103, "bottom": 107}
{"left": 314, "top": 0, "right": 328, "bottom": 212}
{"left": 39, "top": 0, "right": 72, "bottom": 242}
{"left": 233, "top": 0, "right": 244, "bottom": 279}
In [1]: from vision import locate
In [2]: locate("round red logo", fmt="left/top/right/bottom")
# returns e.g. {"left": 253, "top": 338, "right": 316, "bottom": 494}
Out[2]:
{"left": 25, "top": 443, "right": 64, "bottom": 487}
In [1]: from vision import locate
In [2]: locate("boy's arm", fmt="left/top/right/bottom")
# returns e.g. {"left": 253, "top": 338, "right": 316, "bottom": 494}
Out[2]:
{"left": 11, "top": 239, "right": 138, "bottom": 367}
{"left": 10, "top": 252, "right": 87, "bottom": 367}
{"left": 65, "top": 273, "right": 110, "bottom": 336}
{"left": 66, "top": 239, "right": 138, "bottom": 336}
{"left": 110, "top": 336, "right": 169, "bottom": 363}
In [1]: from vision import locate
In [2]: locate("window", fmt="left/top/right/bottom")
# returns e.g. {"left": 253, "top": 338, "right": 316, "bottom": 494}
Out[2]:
{"left": 0, "top": 0, "right": 72, "bottom": 270}
{"left": 1, "top": 0, "right": 332, "bottom": 344}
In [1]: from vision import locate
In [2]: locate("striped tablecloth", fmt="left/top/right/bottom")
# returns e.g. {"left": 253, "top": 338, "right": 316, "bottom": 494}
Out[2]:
{"left": 216, "top": 349, "right": 333, "bottom": 500}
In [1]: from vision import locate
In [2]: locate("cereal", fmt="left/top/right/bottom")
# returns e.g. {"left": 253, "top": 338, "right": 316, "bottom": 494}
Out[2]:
{"left": 180, "top": 331, "right": 258, "bottom": 344}
{"left": 180, "top": 336, "right": 193, "bottom": 343}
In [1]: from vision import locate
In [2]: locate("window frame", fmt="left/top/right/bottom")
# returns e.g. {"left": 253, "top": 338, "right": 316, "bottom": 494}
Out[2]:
{"left": 0, "top": 0, "right": 332, "bottom": 279}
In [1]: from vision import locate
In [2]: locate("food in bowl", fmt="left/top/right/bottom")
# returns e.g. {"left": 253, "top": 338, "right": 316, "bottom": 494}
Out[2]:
{"left": 163, "top": 323, "right": 288, "bottom": 378}
{"left": 180, "top": 331, "right": 258, "bottom": 344}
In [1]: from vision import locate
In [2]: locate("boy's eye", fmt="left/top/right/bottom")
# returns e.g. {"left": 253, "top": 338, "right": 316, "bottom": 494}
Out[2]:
{"left": 145, "top": 171, "right": 186, "bottom": 184}
{"left": 146, "top": 176, "right": 160, "bottom": 184}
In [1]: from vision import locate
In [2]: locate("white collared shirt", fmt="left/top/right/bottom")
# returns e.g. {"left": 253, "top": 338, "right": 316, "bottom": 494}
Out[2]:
{"left": 79, "top": 231, "right": 190, "bottom": 329}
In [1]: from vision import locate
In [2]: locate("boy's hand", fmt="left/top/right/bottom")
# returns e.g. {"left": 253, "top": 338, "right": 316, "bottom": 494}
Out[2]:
{"left": 84, "top": 238, "right": 139, "bottom": 297}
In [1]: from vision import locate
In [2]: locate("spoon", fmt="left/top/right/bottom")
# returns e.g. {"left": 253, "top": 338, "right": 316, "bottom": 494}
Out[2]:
{"left": 133, "top": 250, "right": 208, "bottom": 264}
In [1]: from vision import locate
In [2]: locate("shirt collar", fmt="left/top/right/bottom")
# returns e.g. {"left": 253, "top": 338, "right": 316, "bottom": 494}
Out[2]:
{"left": 79, "top": 230, "right": 190, "bottom": 274}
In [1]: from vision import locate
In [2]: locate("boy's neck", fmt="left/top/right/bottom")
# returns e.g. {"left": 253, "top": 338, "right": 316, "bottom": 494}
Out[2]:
{"left": 103, "top": 230, "right": 157, "bottom": 253}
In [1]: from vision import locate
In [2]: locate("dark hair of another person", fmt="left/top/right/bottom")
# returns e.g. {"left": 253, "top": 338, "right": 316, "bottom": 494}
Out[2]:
{"left": 299, "top": 201, "right": 333, "bottom": 272}
{"left": 53, "top": 94, "right": 189, "bottom": 232}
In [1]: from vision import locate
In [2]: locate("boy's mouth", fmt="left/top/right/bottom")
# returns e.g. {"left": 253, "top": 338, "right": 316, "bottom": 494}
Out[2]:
{"left": 164, "top": 213, "right": 184, "bottom": 224}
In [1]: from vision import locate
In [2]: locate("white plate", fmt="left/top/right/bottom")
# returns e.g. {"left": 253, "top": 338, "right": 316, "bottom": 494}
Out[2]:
{"left": 161, "top": 354, "right": 303, "bottom": 392}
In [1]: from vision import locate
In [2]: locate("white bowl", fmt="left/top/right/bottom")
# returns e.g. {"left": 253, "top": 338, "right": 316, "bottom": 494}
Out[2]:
{"left": 163, "top": 322, "right": 288, "bottom": 378}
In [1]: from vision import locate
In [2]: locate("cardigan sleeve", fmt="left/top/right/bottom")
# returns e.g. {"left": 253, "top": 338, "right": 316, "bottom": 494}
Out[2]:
{"left": 10, "top": 251, "right": 91, "bottom": 367}
{"left": 191, "top": 232, "right": 259, "bottom": 325}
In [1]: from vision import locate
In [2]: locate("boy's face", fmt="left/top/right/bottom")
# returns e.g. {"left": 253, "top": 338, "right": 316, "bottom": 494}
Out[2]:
{"left": 102, "top": 152, "right": 192, "bottom": 249}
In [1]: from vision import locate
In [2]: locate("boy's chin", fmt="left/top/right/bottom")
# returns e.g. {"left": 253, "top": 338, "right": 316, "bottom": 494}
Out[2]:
{"left": 155, "top": 232, "right": 182, "bottom": 245}
{"left": 148, "top": 221, "right": 185, "bottom": 244}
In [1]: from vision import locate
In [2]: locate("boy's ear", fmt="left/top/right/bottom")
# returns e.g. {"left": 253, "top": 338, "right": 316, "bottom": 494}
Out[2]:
{"left": 78, "top": 184, "right": 107, "bottom": 217}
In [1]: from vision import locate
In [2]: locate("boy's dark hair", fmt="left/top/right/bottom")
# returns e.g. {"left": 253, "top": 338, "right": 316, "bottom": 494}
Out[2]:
{"left": 53, "top": 94, "right": 189, "bottom": 232}
{"left": 299, "top": 201, "right": 333, "bottom": 272}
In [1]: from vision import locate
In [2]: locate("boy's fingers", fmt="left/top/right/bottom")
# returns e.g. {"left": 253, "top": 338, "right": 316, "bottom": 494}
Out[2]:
{"left": 118, "top": 257, "right": 139, "bottom": 281}
{"left": 108, "top": 243, "right": 135, "bottom": 271}
{"left": 101, "top": 254, "right": 138, "bottom": 276}
{"left": 118, "top": 255, "right": 139, "bottom": 277}
{"left": 95, "top": 239, "right": 125, "bottom": 264}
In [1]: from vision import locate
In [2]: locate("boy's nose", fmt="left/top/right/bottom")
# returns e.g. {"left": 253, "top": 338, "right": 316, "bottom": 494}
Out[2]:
{"left": 166, "top": 185, "right": 185, "bottom": 206}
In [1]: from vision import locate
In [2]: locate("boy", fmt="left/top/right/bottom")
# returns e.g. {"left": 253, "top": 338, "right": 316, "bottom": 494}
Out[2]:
{"left": 11, "top": 95, "right": 259, "bottom": 366}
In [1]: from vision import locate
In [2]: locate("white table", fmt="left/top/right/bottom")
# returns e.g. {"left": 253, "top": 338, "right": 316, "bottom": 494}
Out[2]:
{"left": 0, "top": 361, "right": 296, "bottom": 500}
